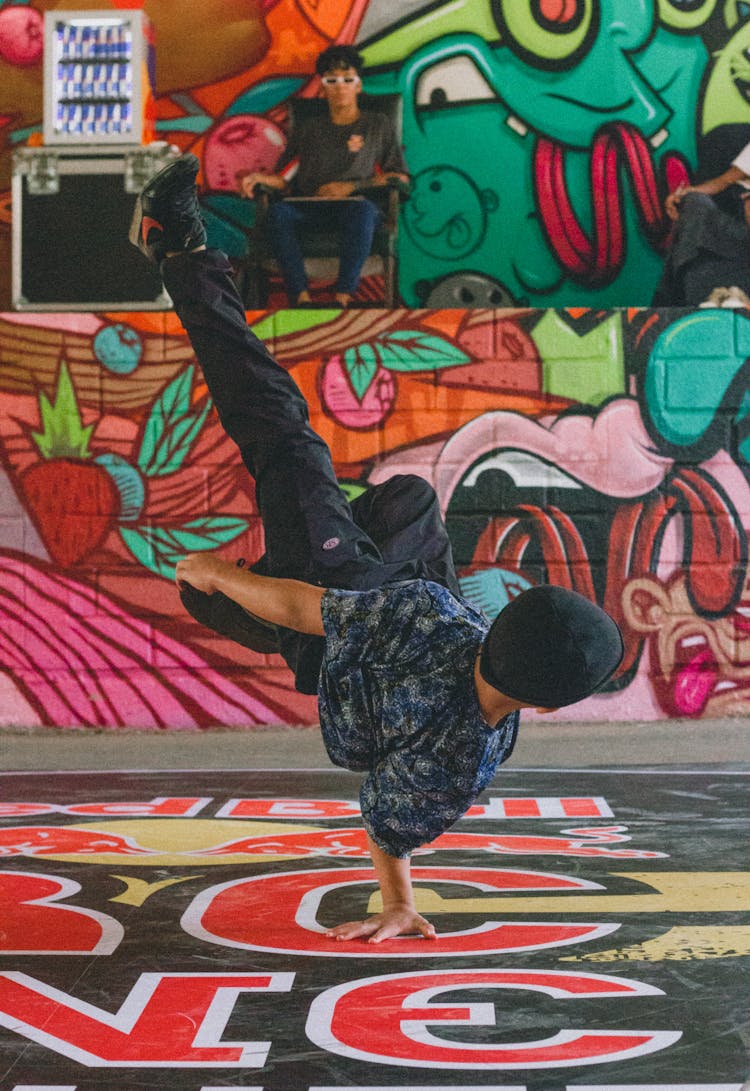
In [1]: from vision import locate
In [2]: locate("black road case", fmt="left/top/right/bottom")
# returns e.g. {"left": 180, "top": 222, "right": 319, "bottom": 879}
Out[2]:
{"left": 12, "top": 143, "right": 176, "bottom": 311}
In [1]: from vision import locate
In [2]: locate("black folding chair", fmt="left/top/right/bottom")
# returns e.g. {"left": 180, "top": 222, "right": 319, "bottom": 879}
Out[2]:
{"left": 240, "top": 94, "right": 408, "bottom": 306}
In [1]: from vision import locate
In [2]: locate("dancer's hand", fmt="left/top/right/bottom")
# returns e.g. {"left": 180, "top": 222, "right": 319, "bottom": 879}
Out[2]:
{"left": 175, "top": 552, "right": 230, "bottom": 594}
{"left": 175, "top": 556, "right": 325, "bottom": 635}
{"left": 327, "top": 906, "right": 436, "bottom": 944}
{"left": 334, "top": 832, "right": 438, "bottom": 943}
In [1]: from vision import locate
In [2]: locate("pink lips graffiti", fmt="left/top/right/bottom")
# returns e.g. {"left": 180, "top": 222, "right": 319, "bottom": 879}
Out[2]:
{"left": 534, "top": 122, "right": 690, "bottom": 286}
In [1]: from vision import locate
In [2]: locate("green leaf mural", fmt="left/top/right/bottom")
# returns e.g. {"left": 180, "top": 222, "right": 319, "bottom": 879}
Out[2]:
{"left": 120, "top": 517, "right": 248, "bottom": 580}
{"left": 31, "top": 359, "right": 94, "bottom": 460}
{"left": 343, "top": 329, "right": 471, "bottom": 401}
{"left": 344, "top": 343, "right": 379, "bottom": 402}
{"left": 138, "top": 366, "right": 212, "bottom": 477}
{"left": 339, "top": 481, "right": 368, "bottom": 503}
{"left": 226, "top": 77, "right": 305, "bottom": 117}
{"left": 375, "top": 330, "right": 471, "bottom": 372}
{"left": 250, "top": 308, "right": 340, "bottom": 341}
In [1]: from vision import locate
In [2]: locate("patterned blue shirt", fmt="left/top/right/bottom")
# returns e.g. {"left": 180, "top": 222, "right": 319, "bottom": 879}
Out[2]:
{"left": 318, "top": 580, "right": 519, "bottom": 857}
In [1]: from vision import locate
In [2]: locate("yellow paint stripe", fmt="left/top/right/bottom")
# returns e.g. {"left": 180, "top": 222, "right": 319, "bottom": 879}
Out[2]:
{"left": 398, "top": 873, "right": 750, "bottom": 916}
{"left": 560, "top": 926, "right": 750, "bottom": 962}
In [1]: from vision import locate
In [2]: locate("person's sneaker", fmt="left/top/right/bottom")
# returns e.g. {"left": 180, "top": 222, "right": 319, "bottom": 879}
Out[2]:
{"left": 179, "top": 560, "right": 280, "bottom": 655}
{"left": 129, "top": 153, "right": 207, "bottom": 264}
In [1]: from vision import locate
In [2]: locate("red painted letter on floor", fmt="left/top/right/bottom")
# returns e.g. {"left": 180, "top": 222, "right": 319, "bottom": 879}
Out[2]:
{"left": 183, "top": 866, "right": 618, "bottom": 957}
{"left": 306, "top": 969, "right": 681, "bottom": 1068}
{"left": 0, "top": 871, "right": 122, "bottom": 954}
{"left": 0, "top": 972, "right": 294, "bottom": 1067}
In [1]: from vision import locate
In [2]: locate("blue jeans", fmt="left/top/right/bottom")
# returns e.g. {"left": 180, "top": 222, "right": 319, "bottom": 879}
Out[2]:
{"left": 161, "top": 249, "right": 458, "bottom": 692}
{"left": 267, "top": 197, "right": 382, "bottom": 301}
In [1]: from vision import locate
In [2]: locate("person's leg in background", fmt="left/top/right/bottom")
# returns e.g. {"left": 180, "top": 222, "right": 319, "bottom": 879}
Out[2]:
{"left": 652, "top": 191, "right": 750, "bottom": 305}
{"left": 266, "top": 199, "right": 311, "bottom": 305}
{"left": 651, "top": 247, "right": 684, "bottom": 306}
{"left": 682, "top": 253, "right": 750, "bottom": 304}
{"left": 335, "top": 197, "right": 382, "bottom": 305}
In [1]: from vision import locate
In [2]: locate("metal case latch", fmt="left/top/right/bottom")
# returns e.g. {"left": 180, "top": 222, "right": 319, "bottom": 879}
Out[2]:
{"left": 26, "top": 152, "right": 60, "bottom": 195}
{"left": 124, "top": 144, "right": 174, "bottom": 194}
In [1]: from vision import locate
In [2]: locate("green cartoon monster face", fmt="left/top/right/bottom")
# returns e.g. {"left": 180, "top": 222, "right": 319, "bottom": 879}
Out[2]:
{"left": 488, "top": 0, "right": 715, "bottom": 147}
{"left": 362, "top": 0, "right": 716, "bottom": 306}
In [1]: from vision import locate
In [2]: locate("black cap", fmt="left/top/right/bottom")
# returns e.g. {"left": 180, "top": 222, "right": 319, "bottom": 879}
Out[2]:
{"left": 479, "top": 585, "right": 624, "bottom": 708}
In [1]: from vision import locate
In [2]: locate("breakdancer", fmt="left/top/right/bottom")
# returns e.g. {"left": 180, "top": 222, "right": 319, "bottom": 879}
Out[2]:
{"left": 130, "top": 154, "right": 624, "bottom": 943}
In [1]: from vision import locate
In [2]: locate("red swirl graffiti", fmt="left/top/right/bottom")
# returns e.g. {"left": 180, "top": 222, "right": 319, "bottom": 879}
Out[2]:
{"left": 534, "top": 122, "right": 690, "bottom": 286}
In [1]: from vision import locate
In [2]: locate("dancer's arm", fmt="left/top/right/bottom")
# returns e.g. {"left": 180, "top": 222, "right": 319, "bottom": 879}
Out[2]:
{"left": 326, "top": 832, "right": 436, "bottom": 943}
{"left": 178, "top": 555, "right": 436, "bottom": 940}
{"left": 175, "top": 552, "right": 324, "bottom": 635}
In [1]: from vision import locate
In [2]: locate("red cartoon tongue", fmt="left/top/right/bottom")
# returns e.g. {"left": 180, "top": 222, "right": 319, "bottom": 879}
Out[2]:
{"left": 664, "top": 153, "right": 690, "bottom": 193}
{"left": 533, "top": 123, "right": 688, "bottom": 286}
{"left": 672, "top": 647, "right": 719, "bottom": 717}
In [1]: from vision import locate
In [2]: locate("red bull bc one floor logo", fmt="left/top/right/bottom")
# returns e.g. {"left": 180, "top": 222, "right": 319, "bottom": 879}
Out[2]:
{"left": 0, "top": 767, "right": 746, "bottom": 1089}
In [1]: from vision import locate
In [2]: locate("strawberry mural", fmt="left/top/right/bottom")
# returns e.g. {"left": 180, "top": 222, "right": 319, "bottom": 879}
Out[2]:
{"left": 20, "top": 361, "right": 120, "bottom": 568}
{"left": 20, "top": 358, "right": 248, "bottom": 576}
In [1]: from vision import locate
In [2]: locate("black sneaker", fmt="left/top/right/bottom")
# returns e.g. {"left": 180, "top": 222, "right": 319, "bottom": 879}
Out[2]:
{"left": 179, "top": 565, "right": 280, "bottom": 655}
{"left": 129, "top": 153, "right": 207, "bottom": 264}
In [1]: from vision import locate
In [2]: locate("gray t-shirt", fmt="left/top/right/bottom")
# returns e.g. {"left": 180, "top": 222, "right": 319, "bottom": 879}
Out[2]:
{"left": 276, "top": 110, "right": 407, "bottom": 196}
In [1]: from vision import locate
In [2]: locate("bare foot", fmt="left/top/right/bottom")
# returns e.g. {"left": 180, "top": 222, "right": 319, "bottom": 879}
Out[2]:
{"left": 295, "top": 290, "right": 313, "bottom": 305}
{"left": 335, "top": 292, "right": 352, "bottom": 308}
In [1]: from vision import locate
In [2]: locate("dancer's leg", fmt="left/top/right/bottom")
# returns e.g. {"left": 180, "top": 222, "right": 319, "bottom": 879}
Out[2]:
{"left": 349, "top": 475, "right": 460, "bottom": 596}
{"left": 162, "top": 249, "right": 384, "bottom": 586}
{"left": 162, "top": 249, "right": 392, "bottom": 690}
{"left": 132, "top": 158, "right": 447, "bottom": 690}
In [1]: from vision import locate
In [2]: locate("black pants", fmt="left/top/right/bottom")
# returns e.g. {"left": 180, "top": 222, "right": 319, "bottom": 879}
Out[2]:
{"left": 652, "top": 192, "right": 750, "bottom": 306}
{"left": 162, "top": 249, "right": 459, "bottom": 693}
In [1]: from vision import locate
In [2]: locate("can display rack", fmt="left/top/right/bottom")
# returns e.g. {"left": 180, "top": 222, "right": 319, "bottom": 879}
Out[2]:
{"left": 44, "top": 9, "right": 155, "bottom": 146}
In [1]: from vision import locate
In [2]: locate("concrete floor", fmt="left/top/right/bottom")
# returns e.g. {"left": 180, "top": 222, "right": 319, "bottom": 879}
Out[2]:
{"left": 1, "top": 722, "right": 747, "bottom": 1086}
{"left": 2, "top": 717, "right": 748, "bottom": 770}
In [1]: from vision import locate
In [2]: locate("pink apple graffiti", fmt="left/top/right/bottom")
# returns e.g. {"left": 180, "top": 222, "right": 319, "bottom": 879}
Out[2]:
{"left": 320, "top": 354, "right": 397, "bottom": 430}
{"left": 204, "top": 115, "right": 286, "bottom": 193}
{"left": 0, "top": 5, "right": 43, "bottom": 67}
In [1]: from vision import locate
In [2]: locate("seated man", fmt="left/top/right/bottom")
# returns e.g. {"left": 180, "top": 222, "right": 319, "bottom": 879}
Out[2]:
{"left": 131, "top": 154, "right": 625, "bottom": 942}
{"left": 653, "top": 124, "right": 750, "bottom": 306}
{"left": 239, "top": 45, "right": 408, "bottom": 307}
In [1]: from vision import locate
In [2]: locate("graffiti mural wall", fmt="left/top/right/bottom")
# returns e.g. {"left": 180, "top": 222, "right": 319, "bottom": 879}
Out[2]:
{"left": 2, "top": 1, "right": 750, "bottom": 728}
{"left": 2, "top": 0, "right": 750, "bottom": 306}
{"left": 2, "top": 302, "right": 750, "bottom": 728}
